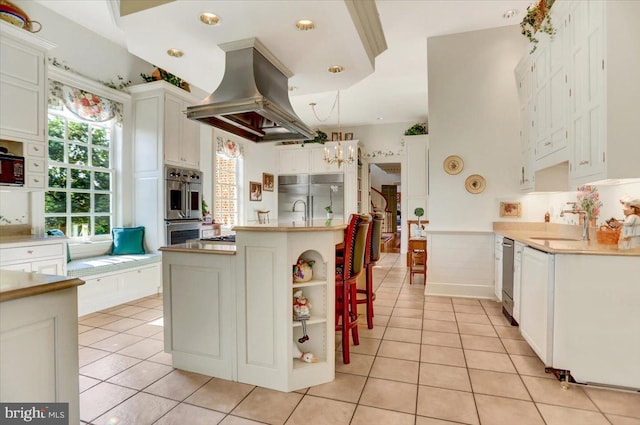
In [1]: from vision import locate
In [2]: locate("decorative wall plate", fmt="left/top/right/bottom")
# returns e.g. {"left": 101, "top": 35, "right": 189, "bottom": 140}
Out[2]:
{"left": 465, "top": 174, "right": 486, "bottom": 194}
{"left": 443, "top": 155, "right": 463, "bottom": 175}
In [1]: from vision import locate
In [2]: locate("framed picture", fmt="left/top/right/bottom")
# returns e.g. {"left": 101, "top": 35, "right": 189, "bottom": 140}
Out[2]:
{"left": 499, "top": 202, "right": 522, "bottom": 218}
{"left": 262, "top": 173, "right": 274, "bottom": 192}
{"left": 344, "top": 132, "right": 353, "bottom": 140}
{"left": 249, "top": 181, "right": 262, "bottom": 201}
{"left": 331, "top": 132, "right": 342, "bottom": 141}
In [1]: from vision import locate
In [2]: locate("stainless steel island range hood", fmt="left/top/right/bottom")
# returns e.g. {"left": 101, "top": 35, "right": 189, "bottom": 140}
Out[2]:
{"left": 187, "top": 38, "right": 314, "bottom": 143}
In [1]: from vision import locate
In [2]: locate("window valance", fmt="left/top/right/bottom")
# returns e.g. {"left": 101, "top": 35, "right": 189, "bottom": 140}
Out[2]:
{"left": 216, "top": 136, "right": 243, "bottom": 159}
{"left": 49, "top": 80, "right": 123, "bottom": 125}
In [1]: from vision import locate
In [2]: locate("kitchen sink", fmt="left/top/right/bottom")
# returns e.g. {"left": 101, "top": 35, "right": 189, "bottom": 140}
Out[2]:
{"left": 529, "top": 236, "right": 581, "bottom": 241}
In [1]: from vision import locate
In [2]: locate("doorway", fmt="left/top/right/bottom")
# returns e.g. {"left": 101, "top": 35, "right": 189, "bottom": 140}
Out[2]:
{"left": 369, "top": 163, "right": 401, "bottom": 253}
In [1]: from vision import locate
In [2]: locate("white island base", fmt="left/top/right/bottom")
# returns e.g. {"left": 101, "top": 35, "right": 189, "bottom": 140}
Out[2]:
{"left": 161, "top": 221, "right": 345, "bottom": 392}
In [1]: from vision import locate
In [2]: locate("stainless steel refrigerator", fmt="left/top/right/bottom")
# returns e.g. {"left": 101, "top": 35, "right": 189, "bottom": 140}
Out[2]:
{"left": 278, "top": 173, "right": 344, "bottom": 223}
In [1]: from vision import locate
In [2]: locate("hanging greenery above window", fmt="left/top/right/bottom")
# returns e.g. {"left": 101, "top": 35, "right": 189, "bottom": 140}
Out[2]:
{"left": 520, "top": 0, "right": 556, "bottom": 53}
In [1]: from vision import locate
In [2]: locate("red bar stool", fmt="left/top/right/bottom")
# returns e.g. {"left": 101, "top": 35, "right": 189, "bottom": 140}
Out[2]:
{"left": 357, "top": 212, "right": 383, "bottom": 329}
{"left": 335, "top": 214, "right": 370, "bottom": 364}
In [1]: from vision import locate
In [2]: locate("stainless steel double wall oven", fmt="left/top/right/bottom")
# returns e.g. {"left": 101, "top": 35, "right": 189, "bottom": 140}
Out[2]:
{"left": 165, "top": 166, "right": 202, "bottom": 245}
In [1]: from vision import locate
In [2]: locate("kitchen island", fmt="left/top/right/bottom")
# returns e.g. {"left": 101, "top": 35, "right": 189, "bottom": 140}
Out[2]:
{"left": 160, "top": 220, "right": 346, "bottom": 391}
{"left": 0, "top": 270, "right": 84, "bottom": 424}
{"left": 493, "top": 223, "right": 640, "bottom": 390}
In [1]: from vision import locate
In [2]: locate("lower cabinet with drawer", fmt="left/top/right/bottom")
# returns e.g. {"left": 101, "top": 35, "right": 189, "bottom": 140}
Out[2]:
{"left": 0, "top": 238, "right": 67, "bottom": 275}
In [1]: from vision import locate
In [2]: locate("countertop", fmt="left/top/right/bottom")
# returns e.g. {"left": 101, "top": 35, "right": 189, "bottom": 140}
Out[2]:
{"left": 234, "top": 219, "right": 347, "bottom": 232}
{"left": 159, "top": 241, "right": 237, "bottom": 255}
{"left": 0, "top": 270, "right": 84, "bottom": 302}
{"left": 493, "top": 222, "right": 640, "bottom": 256}
{"left": 0, "top": 234, "right": 67, "bottom": 246}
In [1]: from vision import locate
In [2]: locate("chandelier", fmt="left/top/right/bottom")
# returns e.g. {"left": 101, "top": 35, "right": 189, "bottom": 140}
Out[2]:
{"left": 310, "top": 91, "right": 354, "bottom": 167}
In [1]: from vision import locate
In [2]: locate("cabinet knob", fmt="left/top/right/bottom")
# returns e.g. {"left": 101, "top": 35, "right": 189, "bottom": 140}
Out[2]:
{"left": 33, "top": 178, "right": 40, "bottom": 183}
{"left": 579, "top": 160, "right": 590, "bottom": 165}
{"left": 97, "top": 278, "right": 101, "bottom": 282}
{"left": 34, "top": 162, "right": 40, "bottom": 167}
{"left": 33, "top": 147, "right": 40, "bottom": 152}
{"left": 27, "top": 250, "right": 34, "bottom": 254}
{"left": 544, "top": 142, "right": 551, "bottom": 146}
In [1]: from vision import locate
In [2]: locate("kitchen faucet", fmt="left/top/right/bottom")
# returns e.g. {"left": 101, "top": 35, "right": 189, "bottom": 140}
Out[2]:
{"left": 292, "top": 199, "right": 307, "bottom": 221}
{"left": 560, "top": 202, "right": 590, "bottom": 241}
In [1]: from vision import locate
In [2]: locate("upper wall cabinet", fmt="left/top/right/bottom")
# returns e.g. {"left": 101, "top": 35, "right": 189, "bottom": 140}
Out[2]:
{"left": 0, "top": 22, "right": 54, "bottom": 144}
{"left": 0, "top": 22, "right": 55, "bottom": 191}
{"left": 516, "top": 0, "right": 640, "bottom": 188}
{"left": 129, "top": 81, "right": 201, "bottom": 171}
{"left": 164, "top": 92, "right": 200, "bottom": 169}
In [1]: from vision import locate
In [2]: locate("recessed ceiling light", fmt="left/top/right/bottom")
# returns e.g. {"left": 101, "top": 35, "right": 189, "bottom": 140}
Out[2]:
{"left": 200, "top": 12, "right": 220, "bottom": 25}
{"left": 296, "top": 19, "right": 315, "bottom": 31}
{"left": 502, "top": 9, "right": 518, "bottom": 19}
{"left": 167, "top": 48, "right": 184, "bottom": 58}
{"left": 328, "top": 65, "right": 344, "bottom": 74}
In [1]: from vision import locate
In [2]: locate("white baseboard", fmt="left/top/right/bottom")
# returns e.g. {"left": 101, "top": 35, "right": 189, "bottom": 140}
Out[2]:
{"left": 425, "top": 281, "right": 496, "bottom": 300}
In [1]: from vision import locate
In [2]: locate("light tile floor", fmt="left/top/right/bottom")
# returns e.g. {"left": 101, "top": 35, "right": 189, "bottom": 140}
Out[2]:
{"left": 78, "top": 252, "right": 640, "bottom": 425}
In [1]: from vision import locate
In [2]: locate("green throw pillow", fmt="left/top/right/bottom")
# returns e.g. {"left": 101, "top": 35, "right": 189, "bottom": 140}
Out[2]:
{"left": 110, "top": 227, "right": 145, "bottom": 255}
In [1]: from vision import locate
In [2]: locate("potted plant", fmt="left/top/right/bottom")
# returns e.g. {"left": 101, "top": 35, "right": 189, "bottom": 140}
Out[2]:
{"left": 304, "top": 130, "right": 328, "bottom": 145}
{"left": 325, "top": 205, "right": 333, "bottom": 219}
{"left": 141, "top": 66, "right": 191, "bottom": 92}
{"left": 414, "top": 207, "right": 425, "bottom": 237}
{"left": 404, "top": 122, "right": 428, "bottom": 136}
{"left": 520, "top": 0, "right": 556, "bottom": 53}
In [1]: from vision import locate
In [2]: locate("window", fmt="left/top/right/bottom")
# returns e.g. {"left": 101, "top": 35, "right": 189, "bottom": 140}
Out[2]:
{"left": 44, "top": 110, "right": 114, "bottom": 239}
{"left": 214, "top": 153, "right": 238, "bottom": 226}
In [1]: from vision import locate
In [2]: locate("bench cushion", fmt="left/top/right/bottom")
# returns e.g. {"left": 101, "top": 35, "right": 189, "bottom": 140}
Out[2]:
{"left": 68, "top": 253, "right": 161, "bottom": 277}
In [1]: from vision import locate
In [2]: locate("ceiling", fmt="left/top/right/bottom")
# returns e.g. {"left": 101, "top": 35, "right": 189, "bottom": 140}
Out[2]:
{"left": 34, "top": 0, "right": 531, "bottom": 129}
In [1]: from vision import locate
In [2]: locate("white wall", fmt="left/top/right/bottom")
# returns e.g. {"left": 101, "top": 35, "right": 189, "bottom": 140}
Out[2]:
{"left": 427, "top": 25, "right": 528, "bottom": 232}
{"left": 14, "top": 0, "right": 152, "bottom": 88}
{"left": 369, "top": 164, "right": 400, "bottom": 189}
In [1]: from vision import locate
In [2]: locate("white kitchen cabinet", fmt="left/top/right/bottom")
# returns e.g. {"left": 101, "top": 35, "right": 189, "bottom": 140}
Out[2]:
{"left": 513, "top": 242, "right": 525, "bottom": 323}
{"left": 235, "top": 226, "right": 342, "bottom": 392}
{"left": 493, "top": 235, "right": 503, "bottom": 301}
{"left": 130, "top": 81, "right": 201, "bottom": 170}
{"left": 520, "top": 246, "right": 555, "bottom": 366}
{"left": 278, "top": 145, "right": 310, "bottom": 175}
{"left": 567, "top": 0, "right": 605, "bottom": 182}
{"left": 164, "top": 92, "right": 200, "bottom": 169}
{"left": 1, "top": 279, "right": 81, "bottom": 425}
{"left": 552, "top": 254, "right": 640, "bottom": 389}
{"left": 0, "top": 21, "right": 54, "bottom": 190}
{"left": 515, "top": 57, "right": 535, "bottom": 192}
{"left": 516, "top": 0, "right": 640, "bottom": 187}
{"left": 130, "top": 81, "right": 206, "bottom": 251}
{"left": 0, "top": 238, "right": 67, "bottom": 276}
{"left": 162, "top": 250, "right": 236, "bottom": 380}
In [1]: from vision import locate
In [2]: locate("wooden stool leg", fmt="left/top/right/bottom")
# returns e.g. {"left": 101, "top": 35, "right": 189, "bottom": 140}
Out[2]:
{"left": 349, "top": 283, "right": 359, "bottom": 346}
{"left": 365, "top": 265, "right": 375, "bottom": 329}
{"left": 341, "top": 282, "right": 351, "bottom": 364}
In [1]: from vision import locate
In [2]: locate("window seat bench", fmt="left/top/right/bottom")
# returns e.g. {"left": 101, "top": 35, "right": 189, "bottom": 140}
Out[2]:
{"left": 70, "top": 253, "right": 162, "bottom": 316}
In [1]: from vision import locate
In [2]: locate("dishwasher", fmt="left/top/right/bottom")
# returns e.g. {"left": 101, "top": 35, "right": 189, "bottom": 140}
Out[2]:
{"left": 501, "top": 237, "right": 518, "bottom": 326}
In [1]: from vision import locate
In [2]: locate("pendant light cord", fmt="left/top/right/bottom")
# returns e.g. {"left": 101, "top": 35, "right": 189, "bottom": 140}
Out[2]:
{"left": 310, "top": 90, "right": 341, "bottom": 131}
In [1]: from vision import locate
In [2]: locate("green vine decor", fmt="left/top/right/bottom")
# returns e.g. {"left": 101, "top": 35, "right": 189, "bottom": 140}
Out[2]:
{"left": 521, "top": 0, "right": 556, "bottom": 53}
{"left": 304, "top": 130, "right": 328, "bottom": 145}
{"left": 141, "top": 67, "right": 190, "bottom": 92}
